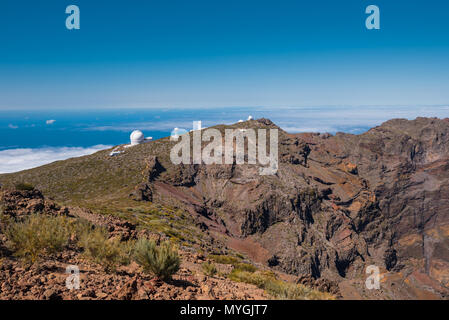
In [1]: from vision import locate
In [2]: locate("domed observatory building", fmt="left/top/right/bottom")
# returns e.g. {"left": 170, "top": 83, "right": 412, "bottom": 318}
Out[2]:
{"left": 126, "top": 130, "right": 152, "bottom": 148}
{"left": 110, "top": 130, "right": 153, "bottom": 156}
{"left": 130, "top": 130, "right": 145, "bottom": 145}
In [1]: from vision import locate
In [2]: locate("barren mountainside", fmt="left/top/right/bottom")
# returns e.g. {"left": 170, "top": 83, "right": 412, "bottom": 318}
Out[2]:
{"left": 1, "top": 117, "right": 449, "bottom": 299}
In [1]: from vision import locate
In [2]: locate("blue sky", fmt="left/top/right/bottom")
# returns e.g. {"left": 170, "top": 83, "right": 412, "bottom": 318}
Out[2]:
{"left": 1, "top": 0, "right": 448, "bottom": 109}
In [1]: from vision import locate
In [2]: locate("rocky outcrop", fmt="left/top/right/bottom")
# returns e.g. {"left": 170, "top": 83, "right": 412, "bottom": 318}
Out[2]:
{"left": 0, "top": 245, "right": 269, "bottom": 300}
{"left": 0, "top": 188, "right": 69, "bottom": 218}
{"left": 131, "top": 182, "right": 153, "bottom": 202}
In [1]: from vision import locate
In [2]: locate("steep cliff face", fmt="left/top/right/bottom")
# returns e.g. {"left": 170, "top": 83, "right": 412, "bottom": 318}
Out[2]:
{"left": 329, "top": 118, "right": 449, "bottom": 293}
{"left": 139, "top": 117, "right": 449, "bottom": 298}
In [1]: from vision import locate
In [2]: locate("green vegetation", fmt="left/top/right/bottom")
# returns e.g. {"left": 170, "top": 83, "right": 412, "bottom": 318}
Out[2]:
{"left": 202, "top": 261, "right": 218, "bottom": 276}
{"left": 0, "top": 138, "right": 175, "bottom": 205}
{"left": 233, "top": 262, "right": 257, "bottom": 273}
{"left": 208, "top": 254, "right": 260, "bottom": 278}
{"left": 1, "top": 211, "right": 182, "bottom": 280}
{"left": 211, "top": 253, "right": 334, "bottom": 300}
{"left": 228, "top": 269, "right": 334, "bottom": 300}
{"left": 263, "top": 279, "right": 332, "bottom": 300}
{"left": 14, "top": 183, "right": 34, "bottom": 191}
{"left": 133, "top": 238, "right": 181, "bottom": 281}
{"left": 1, "top": 212, "right": 132, "bottom": 272}
{"left": 235, "top": 253, "right": 245, "bottom": 260}
{"left": 84, "top": 202, "right": 203, "bottom": 248}
{"left": 79, "top": 227, "right": 134, "bottom": 272}
{"left": 228, "top": 269, "right": 272, "bottom": 287}
{"left": 209, "top": 254, "right": 257, "bottom": 273}
{"left": 208, "top": 254, "right": 241, "bottom": 265}
{"left": 3, "top": 214, "right": 72, "bottom": 263}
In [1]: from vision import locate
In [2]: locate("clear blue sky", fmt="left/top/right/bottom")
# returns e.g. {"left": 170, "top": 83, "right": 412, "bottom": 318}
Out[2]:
{"left": 0, "top": 0, "right": 448, "bottom": 109}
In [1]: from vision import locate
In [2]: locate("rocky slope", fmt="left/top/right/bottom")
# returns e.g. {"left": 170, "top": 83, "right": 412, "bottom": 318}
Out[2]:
{"left": 0, "top": 189, "right": 272, "bottom": 300}
{"left": 1, "top": 117, "right": 449, "bottom": 299}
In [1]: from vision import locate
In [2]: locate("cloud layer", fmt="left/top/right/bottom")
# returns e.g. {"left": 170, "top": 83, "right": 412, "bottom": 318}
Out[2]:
{"left": 0, "top": 145, "right": 111, "bottom": 174}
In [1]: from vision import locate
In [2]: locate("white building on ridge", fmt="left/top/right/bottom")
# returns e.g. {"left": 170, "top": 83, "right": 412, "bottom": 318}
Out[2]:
{"left": 127, "top": 130, "right": 152, "bottom": 147}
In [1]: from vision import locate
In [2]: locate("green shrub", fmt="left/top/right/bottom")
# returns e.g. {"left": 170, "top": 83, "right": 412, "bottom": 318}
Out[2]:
{"left": 5, "top": 214, "right": 72, "bottom": 263}
{"left": 233, "top": 262, "right": 257, "bottom": 273}
{"left": 14, "top": 183, "right": 35, "bottom": 191}
{"left": 133, "top": 238, "right": 180, "bottom": 281}
{"left": 208, "top": 254, "right": 241, "bottom": 265}
{"left": 228, "top": 269, "right": 268, "bottom": 288}
{"left": 264, "top": 279, "right": 309, "bottom": 299}
{"left": 208, "top": 255, "right": 257, "bottom": 276}
{"left": 228, "top": 269, "right": 334, "bottom": 300}
{"left": 202, "top": 261, "right": 218, "bottom": 276}
{"left": 79, "top": 227, "right": 132, "bottom": 272}
{"left": 236, "top": 253, "right": 245, "bottom": 260}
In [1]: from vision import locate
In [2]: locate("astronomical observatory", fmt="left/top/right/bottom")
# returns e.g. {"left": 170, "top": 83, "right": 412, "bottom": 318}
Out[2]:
{"left": 110, "top": 130, "right": 153, "bottom": 156}
{"left": 129, "top": 130, "right": 152, "bottom": 146}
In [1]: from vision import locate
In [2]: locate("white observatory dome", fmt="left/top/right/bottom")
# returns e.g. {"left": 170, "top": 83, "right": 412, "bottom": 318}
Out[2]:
{"left": 130, "top": 130, "right": 145, "bottom": 145}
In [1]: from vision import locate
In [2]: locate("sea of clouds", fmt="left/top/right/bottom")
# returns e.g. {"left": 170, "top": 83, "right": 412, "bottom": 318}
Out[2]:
{"left": 0, "top": 145, "right": 111, "bottom": 174}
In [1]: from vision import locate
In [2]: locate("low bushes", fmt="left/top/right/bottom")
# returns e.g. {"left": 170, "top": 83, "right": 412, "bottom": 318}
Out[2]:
{"left": 78, "top": 227, "right": 134, "bottom": 272}
{"left": 14, "top": 183, "right": 35, "bottom": 191}
{"left": 1, "top": 211, "right": 182, "bottom": 280}
{"left": 233, "top": 262, "right": 257, "bottom": 273}
{"left": 4, "top": 214, "right": 72, "bottom": 263}
{"left": 209, "top": 254, "right": 257, "bottom": 276}
{"left": 133, "top": 238, "right": 180, "bottom": 281}
{"left": 208, "top": 254, "right": 241, "bottom": 265}
{"left": 2, "top": 213, "right": 133, "bottom": 272}
{"left": 202, "top": 261, "right": 218, "bottom": 276}
{"left": 228, "top": 269, "right": 269, "bottom": 288}
{"left": 228, "top": 269, "right": 334, "bottom": 300}
{"left": 211, "top": 252, "right": 334, "bottom": 299}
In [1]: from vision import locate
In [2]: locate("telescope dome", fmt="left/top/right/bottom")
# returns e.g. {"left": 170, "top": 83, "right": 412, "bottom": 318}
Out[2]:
{"left": 130, "top": 130, "right": 144, "bottom": 145}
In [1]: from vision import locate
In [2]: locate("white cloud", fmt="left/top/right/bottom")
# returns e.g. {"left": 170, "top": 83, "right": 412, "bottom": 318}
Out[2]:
{"left": 46, "top": 119, "right": 56, "bottom": 125}
{"left": 0, "top": 145, "right": 111, "bottom": 174}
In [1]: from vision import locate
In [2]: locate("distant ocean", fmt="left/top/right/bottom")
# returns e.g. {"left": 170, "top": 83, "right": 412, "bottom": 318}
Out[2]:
{"left": 1, "top": 105, "right": 448, "bottom": 173}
